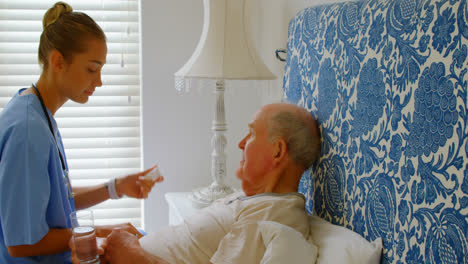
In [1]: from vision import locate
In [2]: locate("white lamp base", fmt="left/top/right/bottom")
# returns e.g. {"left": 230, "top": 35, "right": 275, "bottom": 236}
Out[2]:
{"left": 189, "top": 182, "right": 234, "bottom": 208}
{"left": 189, "top": 80, "right": 235, "bottom": 208}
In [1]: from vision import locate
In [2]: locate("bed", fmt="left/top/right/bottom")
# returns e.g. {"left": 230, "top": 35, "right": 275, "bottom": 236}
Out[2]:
{"left": 282, "top": 0, "right": 468, "bottom": 263}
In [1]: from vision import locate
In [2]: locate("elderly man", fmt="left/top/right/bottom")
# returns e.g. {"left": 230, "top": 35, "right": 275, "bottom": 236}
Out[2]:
{"left": 73, "top": 103, "right": 321, "bottom": 264}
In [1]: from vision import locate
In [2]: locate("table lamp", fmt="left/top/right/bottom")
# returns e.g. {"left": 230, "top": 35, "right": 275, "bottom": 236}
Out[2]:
{"left": 175, "top": 0, "right": 276, "bottom": 207}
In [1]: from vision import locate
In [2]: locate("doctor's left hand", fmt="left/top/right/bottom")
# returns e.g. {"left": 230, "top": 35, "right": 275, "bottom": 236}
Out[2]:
{"left": 116, "top": 165, "right": 164, "bottom": 199}
{"left": 70, "top": 236, "right": 107, "bottom": 264}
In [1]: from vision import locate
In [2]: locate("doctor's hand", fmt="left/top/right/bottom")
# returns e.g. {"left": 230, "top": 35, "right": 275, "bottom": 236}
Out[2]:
{"left": 116, "top": 165, "right": 164, "bottom": 199}
{"left": 69, "top": 236, "right": 107, "bottom": 264}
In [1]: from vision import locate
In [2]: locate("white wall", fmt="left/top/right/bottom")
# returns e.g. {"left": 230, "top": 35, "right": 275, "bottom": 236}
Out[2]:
{"left": 140, "top": 0, "right": 345, "bottom": 232}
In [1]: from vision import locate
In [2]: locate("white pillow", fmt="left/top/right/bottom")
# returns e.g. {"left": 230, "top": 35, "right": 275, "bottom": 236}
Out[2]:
{"left": 259, "top": 221, "right": 318, "bottom": 264}
{"left": 308, "top": 215, "right": 382, "bottom": 264}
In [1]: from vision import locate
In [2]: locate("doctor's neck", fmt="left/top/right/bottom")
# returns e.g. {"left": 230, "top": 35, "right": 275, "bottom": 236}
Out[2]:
{"left": 34, "top": 74, "right": 68, "bottom": 115}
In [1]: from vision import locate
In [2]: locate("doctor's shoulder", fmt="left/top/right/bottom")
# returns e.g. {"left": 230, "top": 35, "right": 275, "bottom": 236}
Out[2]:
{"left": 0, "top": 93, "right": 52, "bottom": 148}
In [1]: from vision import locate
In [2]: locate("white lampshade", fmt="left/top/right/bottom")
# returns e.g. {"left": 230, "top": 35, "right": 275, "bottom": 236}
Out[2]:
{"left": 175, "top": 0, "right": 276, "bottom": 81}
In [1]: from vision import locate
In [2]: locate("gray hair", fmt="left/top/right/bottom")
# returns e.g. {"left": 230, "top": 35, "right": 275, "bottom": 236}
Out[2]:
{"left": 268, "top": 108, "right": 321, "bottom": 169}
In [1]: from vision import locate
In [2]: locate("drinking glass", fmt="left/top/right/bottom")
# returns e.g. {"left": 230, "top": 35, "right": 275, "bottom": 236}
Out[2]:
{"left": 70, "top": 210, "right": 100, "bottom": 264}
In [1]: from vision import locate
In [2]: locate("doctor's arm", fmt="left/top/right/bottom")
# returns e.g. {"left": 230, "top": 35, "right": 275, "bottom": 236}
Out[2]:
{"left": 73, "top": 166, "right": 163, "bottom": 210}
{"left": 7, "top": 228, "right": 72, "bottom": 258}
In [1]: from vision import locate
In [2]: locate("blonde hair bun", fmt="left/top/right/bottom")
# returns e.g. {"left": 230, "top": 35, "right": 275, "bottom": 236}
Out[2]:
{"left": 43, "top": 2, "right": 73, "bottom": 30}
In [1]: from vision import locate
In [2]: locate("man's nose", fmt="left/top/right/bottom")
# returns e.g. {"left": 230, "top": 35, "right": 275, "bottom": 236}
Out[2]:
{"left": 238, "top": 136, "right": 247, "bottom": 149}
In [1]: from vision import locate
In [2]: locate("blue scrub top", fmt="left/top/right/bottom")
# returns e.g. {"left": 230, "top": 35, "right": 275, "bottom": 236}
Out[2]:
{"left": 0, "top": 89, "right": 75, "bottom": 263}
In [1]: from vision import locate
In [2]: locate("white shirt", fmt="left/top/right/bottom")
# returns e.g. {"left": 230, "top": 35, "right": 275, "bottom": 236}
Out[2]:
{"left": 140, "top": 192, "right": 310, "bottom": 264}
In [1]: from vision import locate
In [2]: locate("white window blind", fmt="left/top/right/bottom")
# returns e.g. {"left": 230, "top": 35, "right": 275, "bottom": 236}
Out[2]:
{"left": 0, "top": 0, "right": 143, "bottom": 227}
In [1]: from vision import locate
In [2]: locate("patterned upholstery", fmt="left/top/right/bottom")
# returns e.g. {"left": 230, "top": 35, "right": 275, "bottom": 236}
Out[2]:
{"left": 282, "top": 0, "right": 468, "bottom": 263}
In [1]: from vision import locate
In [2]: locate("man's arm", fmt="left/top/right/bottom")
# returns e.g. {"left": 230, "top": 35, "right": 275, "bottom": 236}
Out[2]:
{"left": 7, "top": 228, "right": 71, "bottom": 258}
{"left": 131, "top": 249, "right": 169, "bottom": 264}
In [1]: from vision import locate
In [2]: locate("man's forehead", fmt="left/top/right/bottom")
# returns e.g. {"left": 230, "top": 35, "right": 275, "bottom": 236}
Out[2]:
{"left": 249, "top": 114, "right": 269, "bottom": 132}
{"left": 252, "top": 108, "right": 270, "bottom": 122}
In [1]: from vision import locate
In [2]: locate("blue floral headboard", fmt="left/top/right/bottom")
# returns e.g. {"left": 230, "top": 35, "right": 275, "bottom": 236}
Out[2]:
{"left": 283, "top": 0, "right": 468, "bottom": 263}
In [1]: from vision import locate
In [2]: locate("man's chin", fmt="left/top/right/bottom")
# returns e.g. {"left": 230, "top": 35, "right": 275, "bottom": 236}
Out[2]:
{"left": 242, "top": 188, "right": 256, "bottom": 197}
{"left": 235, "top": 169, "right": 242, "bottom": 179}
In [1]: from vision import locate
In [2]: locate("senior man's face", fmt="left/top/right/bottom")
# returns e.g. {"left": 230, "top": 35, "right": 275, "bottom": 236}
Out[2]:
{"left": 236, "top": 107, "right": 275, "bottom": 196}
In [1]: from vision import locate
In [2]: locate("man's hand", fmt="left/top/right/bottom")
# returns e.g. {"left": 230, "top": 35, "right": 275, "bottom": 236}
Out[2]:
{"left": 105, "top": 229, "right": 169, "bottom": 264}
{"left": 95, "top": 222, "right": 143, "bottom": 238}
{"left": 116, "top": 165, "right": 164, "bottom": 199}
{"left": 69, "top": 236, "right": 107, "bottom": 264}
{"left": 104, "top": 229, "right": 145, "bottom": 264}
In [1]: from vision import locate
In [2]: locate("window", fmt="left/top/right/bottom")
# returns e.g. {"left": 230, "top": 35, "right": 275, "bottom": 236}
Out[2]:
{"left": 0, "top": 0, "right": 143, "bottom": 227}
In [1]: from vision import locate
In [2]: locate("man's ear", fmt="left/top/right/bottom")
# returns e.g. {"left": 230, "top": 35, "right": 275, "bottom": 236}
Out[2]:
{"left": 273, "top": 138, "right": 287, "bottom": 166}
{"left": 49, "top": 49, "right": 66, "bottom": 73}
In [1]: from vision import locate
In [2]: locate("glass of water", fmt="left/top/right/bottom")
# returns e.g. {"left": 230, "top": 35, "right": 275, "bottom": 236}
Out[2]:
{"left": 70, "top": 210, "right": 99, "bottom": 264}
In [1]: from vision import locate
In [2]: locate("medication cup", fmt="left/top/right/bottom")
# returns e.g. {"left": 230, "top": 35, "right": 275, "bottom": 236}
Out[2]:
{"left": 145, "top": 166, "right": 163, "bottom": 181}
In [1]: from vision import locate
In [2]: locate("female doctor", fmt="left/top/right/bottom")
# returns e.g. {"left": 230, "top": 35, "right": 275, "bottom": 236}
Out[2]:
{"left": 0, "top": 2, "right": 162, "bottom": 263}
